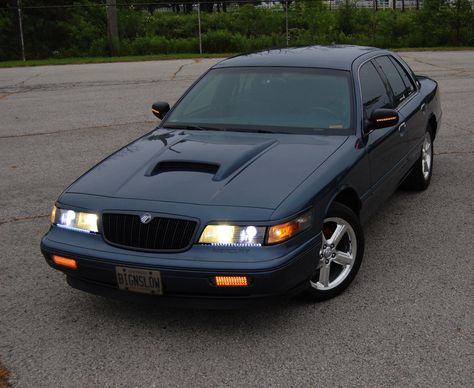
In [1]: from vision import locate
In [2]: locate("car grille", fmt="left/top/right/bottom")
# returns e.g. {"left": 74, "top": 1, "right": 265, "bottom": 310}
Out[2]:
{"left": 102, "top": 213, "right": 197, "bottom": 251}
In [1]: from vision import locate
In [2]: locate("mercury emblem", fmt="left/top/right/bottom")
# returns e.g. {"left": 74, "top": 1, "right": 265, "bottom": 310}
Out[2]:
{"left": 140, "top": 213, "right": 152, "bottom": 224}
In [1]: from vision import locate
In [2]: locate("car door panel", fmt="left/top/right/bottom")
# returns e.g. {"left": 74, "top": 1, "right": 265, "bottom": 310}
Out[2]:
{"left": 358, "top": 60, "right": 407, "bottom": 215}
{"left": 366, "top": 113, "right": 409, "bottom": 209}
{"left": 375, "top": 56, "right": 426, "bottom": 175}
{"left": 398, "top": 92, "right": 426, "bottom": 171}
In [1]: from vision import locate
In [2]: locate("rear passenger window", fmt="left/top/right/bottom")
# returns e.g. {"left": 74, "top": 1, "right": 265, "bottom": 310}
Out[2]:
{"left": 388, "top": 56, "right": 416, "bottom": 96}
{"left": 374, "top": 56, "right": 408, "bottom": 106}
{"left": 359, "top": 62, "right": 392, "bottom": 118}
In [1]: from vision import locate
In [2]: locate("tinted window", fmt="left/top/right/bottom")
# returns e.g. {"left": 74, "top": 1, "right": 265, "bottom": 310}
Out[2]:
{"left": 165, "top": 67, "right": 353, "bottom": 134}
{"left": 359, "top": 62, "right": 392, "bottom": 118}
{"left": 395, "top": 56, "right": 419, "bottom": 88}
{"left": 375, "top": 56, "right": 410, "bottom": 106}
{"left": 388, "top": 56, "right": 416, "bottom": 96}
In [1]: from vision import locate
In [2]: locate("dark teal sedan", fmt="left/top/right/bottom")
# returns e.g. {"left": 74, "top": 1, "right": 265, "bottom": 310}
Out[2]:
{"left": 41, "top": 46, "right": 441, "bottom": 308}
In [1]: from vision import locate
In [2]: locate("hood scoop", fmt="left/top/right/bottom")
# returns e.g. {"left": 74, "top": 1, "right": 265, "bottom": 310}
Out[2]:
{"left": 145, "top": 137, "right": 278, "bottom": 182}
{"left": 148, "top": 161, "right": 219, "bottom": 176}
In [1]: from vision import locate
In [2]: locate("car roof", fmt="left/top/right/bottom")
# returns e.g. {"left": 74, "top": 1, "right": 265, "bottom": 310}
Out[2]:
{"left": 213, "top": 45, "right": 382, "bottom": 71}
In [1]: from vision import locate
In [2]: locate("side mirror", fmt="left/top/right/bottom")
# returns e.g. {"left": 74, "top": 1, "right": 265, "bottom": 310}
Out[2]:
{"left": 151, "top": 102, "right": 170, "bottom": 120}
{"left": 365, "top": 108, "right": 399, "bottom": 134}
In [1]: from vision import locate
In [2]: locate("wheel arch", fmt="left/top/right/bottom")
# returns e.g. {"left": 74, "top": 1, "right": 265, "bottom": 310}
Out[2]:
{"left": 428, "top": 114, "right": 438, "bottom": 140}
{"left": 326, "top": 187, "right": 362, "bottom": 218}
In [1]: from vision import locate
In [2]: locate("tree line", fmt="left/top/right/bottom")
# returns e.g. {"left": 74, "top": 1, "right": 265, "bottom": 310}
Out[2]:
{"left": 0, "top": 0, "right": 473, "bottom": 61}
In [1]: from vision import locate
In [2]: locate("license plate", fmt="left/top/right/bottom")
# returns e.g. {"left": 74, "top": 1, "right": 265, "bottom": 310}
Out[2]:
{"left": 115, "top": 266, "right": 163, "bottom": 295}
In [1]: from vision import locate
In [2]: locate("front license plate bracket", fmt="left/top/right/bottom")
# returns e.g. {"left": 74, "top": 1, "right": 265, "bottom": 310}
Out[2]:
{"left": 115, "top": 266, "right": 163, "bottom": 295}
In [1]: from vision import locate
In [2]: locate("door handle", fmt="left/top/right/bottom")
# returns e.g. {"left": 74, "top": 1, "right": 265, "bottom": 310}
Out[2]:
{"left": 420, "top": 103, "right": 427, "bottom": 113}
{"left": 398, "top": 122, "right": 407, "bottom": 136}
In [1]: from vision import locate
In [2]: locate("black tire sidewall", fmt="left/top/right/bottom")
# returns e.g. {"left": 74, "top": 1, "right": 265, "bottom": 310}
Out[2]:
{"left": 402, "top": 127, "right": 434, "bottom": 191}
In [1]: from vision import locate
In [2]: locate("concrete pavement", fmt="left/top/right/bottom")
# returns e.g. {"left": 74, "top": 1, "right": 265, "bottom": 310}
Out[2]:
{"left": 0, "top": 51, "right": 473, "bottom": 387}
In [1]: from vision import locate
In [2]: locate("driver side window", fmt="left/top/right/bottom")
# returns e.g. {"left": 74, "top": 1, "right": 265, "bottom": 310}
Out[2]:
{"left": 359, "top": 62, "right": 392, "bottom": 118}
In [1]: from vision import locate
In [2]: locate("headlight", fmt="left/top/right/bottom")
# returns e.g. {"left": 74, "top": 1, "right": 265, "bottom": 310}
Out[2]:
{"left": 52, "top": 206, "right": 99, "bottom": 233}
{"left": 198, "top": 225, "right": 266, "bottom": 246}
{"left": 266, "top": 211, "right": 312, "bottom": 245}
{"left": 198, "top": 211, "right": 312, "bottom": 247}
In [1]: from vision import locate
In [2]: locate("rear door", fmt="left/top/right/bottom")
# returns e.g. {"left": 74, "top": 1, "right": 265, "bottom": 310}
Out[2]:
{"left": 373, "top": 55, "right": 425, "bottom": 170}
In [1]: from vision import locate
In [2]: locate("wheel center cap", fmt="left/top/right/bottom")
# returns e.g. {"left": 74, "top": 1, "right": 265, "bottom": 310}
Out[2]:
{"left": 323, "top": 247, "right": 332, "bottom": 258}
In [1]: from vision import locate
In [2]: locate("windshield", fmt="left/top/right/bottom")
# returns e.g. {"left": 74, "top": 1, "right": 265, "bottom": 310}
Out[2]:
{"left": 164, "top": 67, "right": 352, "bottom": 134}
{"left": 163, "top": 67, "right": 354, "bottom": 134}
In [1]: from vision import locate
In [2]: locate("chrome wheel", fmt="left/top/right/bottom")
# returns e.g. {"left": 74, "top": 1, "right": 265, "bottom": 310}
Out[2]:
{"left": 422, "top": 132, "right": 432, "bottom": 180}
{"left": 311, "top": 217, "right": 357, "bottom": 291}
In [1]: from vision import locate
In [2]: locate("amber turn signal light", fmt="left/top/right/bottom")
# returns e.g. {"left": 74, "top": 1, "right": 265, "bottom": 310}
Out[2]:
{"left": 52, "top": 255, "right": 77, "bottom": 270}
{"left": 214, "top": 276, "right": 249, "bottom": 287}
{"left": 267, "top": 222, "right": 300, "bottom": 244}
{"left": 266, "top": 211, "right": 312, "bottom": 245}
{"left": 375, "top": 116, "right": 397, "bottom": 123}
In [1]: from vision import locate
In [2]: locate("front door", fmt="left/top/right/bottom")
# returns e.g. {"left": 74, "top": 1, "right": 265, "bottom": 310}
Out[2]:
{"left": 359, "top": 60, "right": 407, "bottom": 209}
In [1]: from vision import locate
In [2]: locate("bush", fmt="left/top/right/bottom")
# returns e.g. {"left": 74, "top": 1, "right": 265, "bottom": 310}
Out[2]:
{"left": 130, "top": 36, "right": 169, "bottom": 55}
{"left": 1, "top": 1, "right": 473, "bottom": 61}
{"left": 202, "top": 30, "right": 243, "bottom": 52}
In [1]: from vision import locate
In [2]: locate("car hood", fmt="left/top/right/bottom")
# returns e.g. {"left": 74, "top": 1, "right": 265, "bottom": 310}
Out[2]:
{"left": 66, "top": 129, "right": 348, "bottom": 210}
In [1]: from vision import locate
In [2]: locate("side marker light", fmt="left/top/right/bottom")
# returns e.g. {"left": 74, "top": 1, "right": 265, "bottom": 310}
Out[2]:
{"left": 52, "top": 255, "right": 77, "bottom": 270}
{"left": 214, "top": 276, "right": 249, "bottom": 287}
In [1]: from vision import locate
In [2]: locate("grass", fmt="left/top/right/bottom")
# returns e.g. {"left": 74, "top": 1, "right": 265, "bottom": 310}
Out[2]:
{"left": 0, "top": 46, "right": 473, "bottom": 68}
{"left": 0, "top": 53, "right": 231, "bottom": 68}
{"left": 0, "top": 361, "right": 9, "bottom": 388}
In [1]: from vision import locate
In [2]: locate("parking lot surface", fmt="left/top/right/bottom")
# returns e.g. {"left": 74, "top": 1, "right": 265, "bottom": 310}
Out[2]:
{"left": 0, "top": 51, "right": 473, "bottom": 387}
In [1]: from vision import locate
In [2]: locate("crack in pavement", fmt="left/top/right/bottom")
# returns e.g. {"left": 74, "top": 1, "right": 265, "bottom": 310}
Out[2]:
{"left": 0, "top": 72, "right": 43, "bottom": 101}
{"left": 411, "top": 57, "right": 469, "bottom": 73}
{"left": 0, "top": 89, "right": 25, "bottom": 101}
{"left": 0, "top": 120, "right": 155, "bottom": 139}
{"left": 435, "top": 150, "right": 474, "bottom": 155}
{"left": 172, "top": 64, "right": 186, "bottom": 80}
{"left": 17, "top": 72, "right": 43, "bottom": 86}
{"left": 0, "top": 78, "right": 194, "bottom": 97}
{"left": 450, "top": 123, "right": 474, "bottom": 135}
{"left": 0, "top": 214, "right": 49, "bottom": 226}
{"left": 172, "top": 59, "right": 199, "bottom": 80}
{"left": 405, "top": 56, "right": 474, "bottom": 81}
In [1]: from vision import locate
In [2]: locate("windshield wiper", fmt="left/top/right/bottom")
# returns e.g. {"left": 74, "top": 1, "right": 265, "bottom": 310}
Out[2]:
{"left": 165, "top": 124, "right": 280, "bottom": 134}
{"left": 231, "top": 128, "right": 278, "bottom": 134}
{"left": 165, "top": 124, "right": 223, "bottom": 131}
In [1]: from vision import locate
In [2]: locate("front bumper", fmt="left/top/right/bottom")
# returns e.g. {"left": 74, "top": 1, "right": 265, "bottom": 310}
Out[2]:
{"left": 41, "top": 228, "right": 320, "bottom": 309}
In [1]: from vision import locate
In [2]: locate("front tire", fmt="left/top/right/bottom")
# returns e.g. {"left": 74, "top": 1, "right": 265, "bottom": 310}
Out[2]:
{"left": 304, "top": 202, "right": 364, "bottom": 302}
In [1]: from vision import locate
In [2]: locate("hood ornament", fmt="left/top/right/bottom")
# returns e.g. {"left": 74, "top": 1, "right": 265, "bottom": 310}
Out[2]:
{"left": 140, "top": 213, "right": 152, "bottom": 224}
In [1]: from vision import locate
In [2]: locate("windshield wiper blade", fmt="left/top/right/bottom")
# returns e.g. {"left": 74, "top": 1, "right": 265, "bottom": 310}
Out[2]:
{"left": 165, "top": 124, "right": 279, "bottom": 134}
{"left": 165, "top": 124, "right": 222, "bottom": 131}
{"left": 231, "top": 128, "right": 277, "bottom": 134}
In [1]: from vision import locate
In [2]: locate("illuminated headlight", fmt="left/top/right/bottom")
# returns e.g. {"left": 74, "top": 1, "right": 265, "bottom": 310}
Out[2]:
{"left": 198, "top": 225, "right": 266, "bottom": 246}
{"left": 52, "top": 206, "right": 99, "bottom": 233}
{"left": 198, "top": 211, "right": 312, "bottom": 246}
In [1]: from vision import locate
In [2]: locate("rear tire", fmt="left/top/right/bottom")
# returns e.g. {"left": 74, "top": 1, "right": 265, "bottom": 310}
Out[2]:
{"left": 303, "top": 202, "right": 364, "bottom": 302}
{"left": 402, "top": 128, "right": 434, "bottom": 191}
